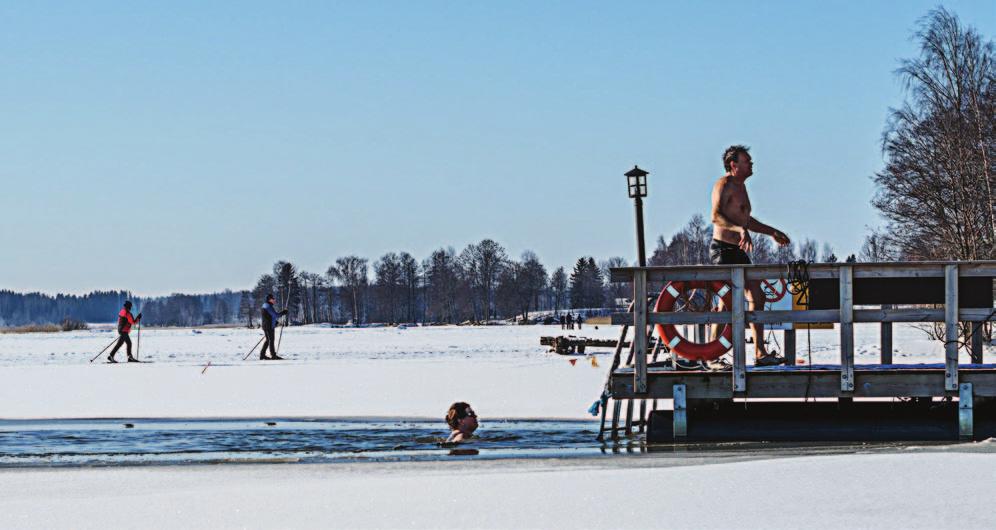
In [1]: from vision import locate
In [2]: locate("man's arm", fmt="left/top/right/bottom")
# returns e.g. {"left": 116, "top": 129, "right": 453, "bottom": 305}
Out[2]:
{"left": 746, "top": 217, "right": 791, "bottom": 245}
{"left": 745, "top": 217, "right": 775, "bottom": 237}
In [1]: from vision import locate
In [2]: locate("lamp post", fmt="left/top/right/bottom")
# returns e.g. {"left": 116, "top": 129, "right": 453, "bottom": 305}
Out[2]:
{"left": 625, "top": 165, "right": 649, "bottom": 267}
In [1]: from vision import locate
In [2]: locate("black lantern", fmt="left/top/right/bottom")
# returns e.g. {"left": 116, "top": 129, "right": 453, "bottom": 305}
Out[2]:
{"left": 624, "top": 165, "right": 649, "bottom": 267}
{"left": 625, "top": 165, "right": 648, "bottom": 198}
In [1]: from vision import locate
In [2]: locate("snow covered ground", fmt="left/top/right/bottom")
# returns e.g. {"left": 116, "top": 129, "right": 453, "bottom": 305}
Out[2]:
{"left": 2, "top": 323, "right": 994, "bottom": 529}
{"left": 3, "top": 448, "right": 996, "bottom": 529}
{"left": 0, "top": 323, "right": 989, "bottom": 420}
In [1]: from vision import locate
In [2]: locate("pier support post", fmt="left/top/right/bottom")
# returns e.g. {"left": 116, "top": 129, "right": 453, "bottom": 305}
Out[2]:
{"left": 611, "top": 400, "right": 622, "bottom": 441}
{"left": 638, "top": 399, "right": 647, "bottom": 433}
{"left": 945, "top": 265, "right": 959, "bottom": 391}
{"left": 634, "top": 270, "right": 648, "bottom": 394}
{"left": 959, "top": 382, "right": 973, "bottom": 441}
{"left": 970, "top": 326, "right": 984, "bottom": 364}
{"left": 880, "top": 304, "right": 893, "bottom": 365}
{"left": 784, "top": 329, "right": 796, "bottom": 365}
{"left": 625, "top": 399, "right": 634, "bottom": 436}
{"left": 732, "top": 267, "right": 747, "bottom": 393}
{"left": 839, "top": 266, "right": 854, "bottom": 392}
{"left": 673, "top": 384, "right": 687, "bottom": 439}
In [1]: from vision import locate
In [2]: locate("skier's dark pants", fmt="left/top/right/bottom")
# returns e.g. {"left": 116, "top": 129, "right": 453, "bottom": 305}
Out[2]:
{"left": 261, "top": 327, "right": 277, "bottom": 358}
{"left": 109, "top": 333, "right": 132, "bottom": 358}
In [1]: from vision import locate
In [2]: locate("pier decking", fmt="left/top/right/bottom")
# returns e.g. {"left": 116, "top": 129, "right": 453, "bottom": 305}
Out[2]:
{"left": 600, "top": 261, "right": 995, "bottom": 442}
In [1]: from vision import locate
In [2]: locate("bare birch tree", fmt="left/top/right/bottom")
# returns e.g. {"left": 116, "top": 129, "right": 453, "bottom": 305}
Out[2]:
{"left": 873, "top": 8, "right": 995, "bottom": 260}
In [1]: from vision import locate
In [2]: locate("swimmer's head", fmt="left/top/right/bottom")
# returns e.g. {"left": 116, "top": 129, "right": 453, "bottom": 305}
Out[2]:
{"left": 446, "top": 402, "right": 478, "bottom": 434}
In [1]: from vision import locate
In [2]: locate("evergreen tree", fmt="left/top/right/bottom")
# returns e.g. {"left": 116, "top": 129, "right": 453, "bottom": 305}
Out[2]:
{"left": 569, "top": 257, "right": 605, "bottom": 309}
{"left": 550, "top": 267, "right": 568, "bottom": 313}
{"left": 238, "top": 291, "right": 255, "bottom": 327}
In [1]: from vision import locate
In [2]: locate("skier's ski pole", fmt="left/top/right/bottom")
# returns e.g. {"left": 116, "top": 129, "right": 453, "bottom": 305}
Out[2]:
{"left": 276, "top": 289, "right": 289, "bottom": 354}
{"left": 242, "top": 335, "right": 266, "bottom": 361}
{"left": 135, "top": 315, "right": 142, "bottom": 361}
{"left": 89, "top": 336, "right": 119, "bottom": 363}
{"left": 276, "top": 316, "right": 286, "bottom": 354}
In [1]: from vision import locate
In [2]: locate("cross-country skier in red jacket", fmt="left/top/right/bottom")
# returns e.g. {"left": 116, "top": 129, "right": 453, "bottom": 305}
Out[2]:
{"left": 108, "top": 300, "right": 142, "bottom": 363}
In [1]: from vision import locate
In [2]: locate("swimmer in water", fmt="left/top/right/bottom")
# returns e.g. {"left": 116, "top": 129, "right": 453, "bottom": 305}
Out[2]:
{"left": 444, "top": 402, "right": 478, "bottom": 443}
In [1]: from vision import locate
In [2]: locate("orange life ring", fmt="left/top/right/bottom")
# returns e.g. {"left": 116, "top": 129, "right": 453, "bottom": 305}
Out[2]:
{"left": 654, "top": 280, "right": 734, "bottom": 361}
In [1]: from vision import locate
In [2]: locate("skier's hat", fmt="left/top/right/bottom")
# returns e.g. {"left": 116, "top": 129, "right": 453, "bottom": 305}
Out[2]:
{"left": 266, "top": 293, "right": 275, "bottom": 301}
{"left": 123, "top": 300, "right": 133, "bottom": 309}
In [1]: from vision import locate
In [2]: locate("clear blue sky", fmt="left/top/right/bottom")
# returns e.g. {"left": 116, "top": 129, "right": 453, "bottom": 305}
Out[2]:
{"left": 2, "top": 1, "right": 994, "bottom": 296}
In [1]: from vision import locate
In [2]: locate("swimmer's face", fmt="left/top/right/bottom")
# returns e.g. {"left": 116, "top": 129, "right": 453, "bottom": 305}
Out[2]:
{"left": 459, "top": 408, "right": 478, "bottom": 434}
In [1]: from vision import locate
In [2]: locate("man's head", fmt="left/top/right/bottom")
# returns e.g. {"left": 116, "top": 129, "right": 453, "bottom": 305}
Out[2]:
{"left": 123, "top": 300, "right": 133, "bottom": 310}
{"left": 723, "top": 145, "right": 753, "bottom": 179}
{"left": 446, "top": 402, "right": 478, "bottom": 434}
{"left": 266, "top": 293, "right": 275, "bottom": 304}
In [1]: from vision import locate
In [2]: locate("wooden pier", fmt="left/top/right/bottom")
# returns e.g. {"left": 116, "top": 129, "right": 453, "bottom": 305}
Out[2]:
{"left": 598, "top": 261, "right": 995, "bottom": 442}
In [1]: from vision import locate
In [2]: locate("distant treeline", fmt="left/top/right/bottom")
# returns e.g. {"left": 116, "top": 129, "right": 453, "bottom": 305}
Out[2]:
{"left": 0, "top": 289, "right": 242, "bottom": 328}
{"left": 0, "top": 226, "right": 853, "bottom": 328}
{"left": 242, "top": 240, "right": 614, "bottom": 327}
{"left": 0, "top": 290, "right": 132, "bottom": 328}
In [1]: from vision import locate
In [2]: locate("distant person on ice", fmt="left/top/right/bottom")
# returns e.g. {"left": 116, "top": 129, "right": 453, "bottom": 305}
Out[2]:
{"left": 108, "top": 300, "right": 142, "bottom": 363}
{"left": 711, "top": 145, "right": 791, "bottom": 366}
{"left": 260, "top": 293, "right": 289, "bottom": 360}
{"left": 445, "top": 402, "right": 478, "bottom": 443}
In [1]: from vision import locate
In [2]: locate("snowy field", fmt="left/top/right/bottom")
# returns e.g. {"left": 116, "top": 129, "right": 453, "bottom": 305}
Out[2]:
{"left": 2, "top": 323, "right": 995, "bottom": 530}
{"left": 0, "top": 323, "right": 988, "bottom": 420}
{"left": 2, "top": 449, "right": 996, "bottom": 529}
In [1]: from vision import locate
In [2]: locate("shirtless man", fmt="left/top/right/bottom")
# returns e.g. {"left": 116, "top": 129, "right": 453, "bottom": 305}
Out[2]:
{"left": 711, "top": 145, "right": 791, "bottom": 366}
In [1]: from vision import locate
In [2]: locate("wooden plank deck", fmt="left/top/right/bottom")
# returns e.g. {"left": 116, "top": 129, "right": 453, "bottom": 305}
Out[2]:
{"left": 610, "top": 364, "right": 996, "bottom": 399}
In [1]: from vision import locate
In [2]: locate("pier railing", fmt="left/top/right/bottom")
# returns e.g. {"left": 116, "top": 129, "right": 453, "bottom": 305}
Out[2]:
{"left": 609, "top": 261, "right": 996, "bottom": 395}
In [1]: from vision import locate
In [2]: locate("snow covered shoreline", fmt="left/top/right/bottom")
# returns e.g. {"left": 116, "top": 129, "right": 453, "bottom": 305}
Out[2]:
{"left": 3, "top": 450, "right": 995, "bottom": 529}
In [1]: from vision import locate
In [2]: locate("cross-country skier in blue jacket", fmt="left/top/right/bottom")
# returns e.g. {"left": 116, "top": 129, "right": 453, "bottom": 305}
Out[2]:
{"left": 260, "top": 293, "right": 289, "bottom": 360}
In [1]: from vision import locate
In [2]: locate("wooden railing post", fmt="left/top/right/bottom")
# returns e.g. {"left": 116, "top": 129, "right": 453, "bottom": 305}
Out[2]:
{"left": 634, "top": 269, "right": 648, "bottom": 394}
{"left": 784, "top": 329, "right": 796, "bottom": 365}
{"left": 880, "top": 304, "right": 893, "bottom": 365}
{"left": 732, "top": 267, "right": 746, "bottom": 393}
{"left": 945, "top": 264, "right": 959, "bottom": 391}
{"left": 839, "top": 265, "right": 854, "bottom": 392}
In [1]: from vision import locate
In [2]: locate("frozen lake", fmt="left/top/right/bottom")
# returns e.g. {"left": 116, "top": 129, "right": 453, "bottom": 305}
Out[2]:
{"left": 0, "top": 323, "right": 987, "bottom": 421}
{"left": 1, "top": 324, "right": 994, "bottom": 529}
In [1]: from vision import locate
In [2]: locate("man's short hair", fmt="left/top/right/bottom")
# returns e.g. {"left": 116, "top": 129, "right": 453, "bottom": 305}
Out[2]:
{"left": 446, "top": 402, "right": 473, "bottom": 430}
{"left": 723, "top": 145, "right": 750, "bottom": 171}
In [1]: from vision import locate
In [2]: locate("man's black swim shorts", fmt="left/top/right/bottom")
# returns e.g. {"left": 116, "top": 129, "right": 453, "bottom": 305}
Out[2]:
{"left": 709, "top": 239, "right": 751, "bottom": 265}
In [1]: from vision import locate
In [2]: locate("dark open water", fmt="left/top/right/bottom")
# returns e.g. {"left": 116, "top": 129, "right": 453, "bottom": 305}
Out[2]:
{"left": 0, "top": 418, "right": 617, "bottom": 467}
{"left": 1, "top": 418, "right": 979, "bottom": 468}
